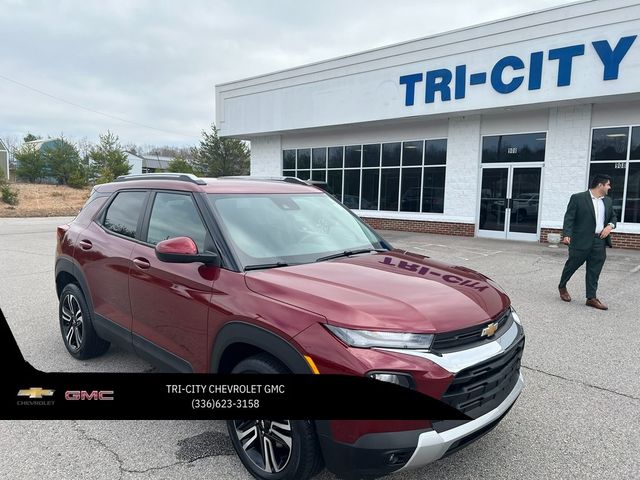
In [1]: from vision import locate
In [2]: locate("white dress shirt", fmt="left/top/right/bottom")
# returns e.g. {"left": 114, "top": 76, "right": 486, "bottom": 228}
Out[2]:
{"left": 589, "top": 190, "right": 605, "bottom": 234}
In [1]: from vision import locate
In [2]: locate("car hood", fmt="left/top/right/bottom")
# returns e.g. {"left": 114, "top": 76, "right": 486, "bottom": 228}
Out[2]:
{"left": 244, "top": 250, "right": 510, "bottom": 333}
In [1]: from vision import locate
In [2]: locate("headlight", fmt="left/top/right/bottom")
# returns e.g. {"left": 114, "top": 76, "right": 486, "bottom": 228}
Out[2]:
{"left": 511, "top": 307, "right": 522, "bottom": 325}
{"left": 326, "top": 325, "right": 433, "bottom": 349}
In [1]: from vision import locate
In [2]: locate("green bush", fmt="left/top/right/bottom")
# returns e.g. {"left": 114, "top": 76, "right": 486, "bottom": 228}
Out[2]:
{"left": 67, "top": 168, "right": 88, "bottom": 189}
{"left": 1, "top": 183, "right": 19, "bottom": 205}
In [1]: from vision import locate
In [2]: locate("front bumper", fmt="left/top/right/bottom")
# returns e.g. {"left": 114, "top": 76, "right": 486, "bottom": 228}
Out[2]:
{"left": 319, "top": 319, "right": 525, "bottom": 478}
{"left": 399, "top": 372, "right": 524, "bottom": 470}
{"left": 317, "top": 373, "right": 523, "bottom": 478}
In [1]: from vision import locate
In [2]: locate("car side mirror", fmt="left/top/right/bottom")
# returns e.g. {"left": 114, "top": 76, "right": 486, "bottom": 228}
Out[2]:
{"left": 155, "top": 237, "right": 220, "bottom": 266}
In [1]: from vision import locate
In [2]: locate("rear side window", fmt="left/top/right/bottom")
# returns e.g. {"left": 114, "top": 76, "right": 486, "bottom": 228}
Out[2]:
{"left": 146, "top": 192, "right": 208, "bottom": 252}
{"left": 103, "top": 191, "right": 147, "bottom": 239}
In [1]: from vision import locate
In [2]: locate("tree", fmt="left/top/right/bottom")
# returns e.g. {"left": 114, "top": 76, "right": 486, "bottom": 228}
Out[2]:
{"left": 42, "top": 137, "right": 81, "bottom": 185}
{"left": 89, "top": 131, "right": 131, "bottom": 184}
{"left": 148, "top": 145, "right": 192, "bottom": 158}
{"left": 76, "top": 137, "right": 94, "bottom": 160}
{"left": 191, "top": 124, "right": 249, "bottom": 177}
{"left": 67, "top": 154, "right": 97, "bottom": 189}
{"left": 167, "top": 156, "right": 194, "bottom": 174}
{"left": 23, "top": 133, "right": 41, "bottom": 143}
{"left": 15, "top": 143, "right": 45, "bottom": 182}
{"left": 2, "top": 134, "right": 20, "bottom": 155}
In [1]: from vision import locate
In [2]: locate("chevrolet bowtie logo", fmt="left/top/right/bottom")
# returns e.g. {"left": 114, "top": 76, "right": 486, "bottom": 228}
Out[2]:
{"left": 17, "top": 387, "right": 55, "bottom": 399}
{"left": 481, "top": 322, "right": 499, "bottom": 338}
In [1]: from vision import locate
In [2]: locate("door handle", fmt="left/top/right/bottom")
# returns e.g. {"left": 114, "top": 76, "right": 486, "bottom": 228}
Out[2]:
{"left": 506, "top": 198, "right": 512, "bottom": 210}
{"left": 79, "top": 239, "right": 93, "bottom": 250}
{"left": 133, "top": 257, "right": 151, "bottom": 270}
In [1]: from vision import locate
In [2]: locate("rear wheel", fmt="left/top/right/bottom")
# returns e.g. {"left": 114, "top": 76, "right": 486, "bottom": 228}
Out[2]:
{"left": 227, "top": 354, "right": 324, "bottom": 480}
{"left": 59, "top": 283, "right": 110, "bottom": 359}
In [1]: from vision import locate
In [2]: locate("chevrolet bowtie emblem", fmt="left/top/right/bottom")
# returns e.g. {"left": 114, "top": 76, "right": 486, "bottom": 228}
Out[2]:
{"left": 17, "top": 387, "right": 55, "bottom": 399}
{"left": 481, "top": 322, "right": 499, "bottom": 338}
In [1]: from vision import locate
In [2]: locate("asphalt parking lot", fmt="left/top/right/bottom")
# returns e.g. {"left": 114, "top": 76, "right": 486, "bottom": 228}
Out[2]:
{"left": 1, "top": 216, "right": 639, "bottom": 479}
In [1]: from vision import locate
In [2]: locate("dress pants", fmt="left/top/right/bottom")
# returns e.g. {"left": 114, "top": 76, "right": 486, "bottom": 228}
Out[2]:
{"left": 558, "top": 236, "right": 606, "bottom": 299}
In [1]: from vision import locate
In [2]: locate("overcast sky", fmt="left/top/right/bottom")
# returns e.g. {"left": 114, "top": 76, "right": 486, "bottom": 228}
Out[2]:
{"left": 0, "top": 0, "right": 578, "bottom": 150}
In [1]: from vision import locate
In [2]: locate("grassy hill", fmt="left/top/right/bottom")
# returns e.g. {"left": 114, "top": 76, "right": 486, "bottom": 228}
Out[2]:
{"left": 0, "top": 183, "right": 91, "bottom": 217}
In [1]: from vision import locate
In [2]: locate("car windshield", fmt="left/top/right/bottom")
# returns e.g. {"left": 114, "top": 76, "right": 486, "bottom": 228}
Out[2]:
{"left": 207, "top": 193, "right": 387, "bottom": 269}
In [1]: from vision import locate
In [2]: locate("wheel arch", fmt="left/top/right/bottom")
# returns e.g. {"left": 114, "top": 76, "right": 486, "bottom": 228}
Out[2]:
{"left": 211, "top": 322, "right": 312, "bottom": 374}
{"left": 55, "top": 257, "right": 94, "bottom": 312}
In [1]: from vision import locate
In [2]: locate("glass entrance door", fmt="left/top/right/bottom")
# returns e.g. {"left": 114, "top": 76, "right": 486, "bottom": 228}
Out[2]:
{"left": 478, "top": 166, "right": 542, "bottom": 241}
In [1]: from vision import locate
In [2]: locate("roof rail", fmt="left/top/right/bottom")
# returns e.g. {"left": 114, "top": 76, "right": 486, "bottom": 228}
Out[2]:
{"left": 114, "top": 173, "right": 206, "bottom": 185}
{"left": 220, "top": 176, "right": 309, "bottom": 185}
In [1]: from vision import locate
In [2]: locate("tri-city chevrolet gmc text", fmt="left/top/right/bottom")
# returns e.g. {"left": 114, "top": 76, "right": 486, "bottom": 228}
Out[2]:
{"left": 55, "top": 174, "right": 524, "bottom": 479}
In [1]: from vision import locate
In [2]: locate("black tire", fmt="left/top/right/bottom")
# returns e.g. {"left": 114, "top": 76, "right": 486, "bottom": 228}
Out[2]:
{"left": 227, "top": 354, "right": 324, "bottom": 480}
{"left": 59, "top": 283, "right": 110, "bottom": 359}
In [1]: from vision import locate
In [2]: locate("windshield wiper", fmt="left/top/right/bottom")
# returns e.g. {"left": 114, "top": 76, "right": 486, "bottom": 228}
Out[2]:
{"left": 315, "top": 248, "right": 387, "bottom": 263}
{"left": 244, "top": 262, "right": 289, "bottom": 271}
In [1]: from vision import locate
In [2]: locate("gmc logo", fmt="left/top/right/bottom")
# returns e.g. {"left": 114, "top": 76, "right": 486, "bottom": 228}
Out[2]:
{"left": 65, "top": 390, "right": 114, "bottom": 401}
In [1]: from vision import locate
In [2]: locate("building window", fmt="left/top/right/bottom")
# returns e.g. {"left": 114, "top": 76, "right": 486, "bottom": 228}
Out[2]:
{"left": 297, "top": 149, "right": 310, "bottom": 169}
{"left": 283, "top": 150, "right": 295, "bottom": 171}
{"left": 589, "top": 126, "right": 640, "bottom": 224}
{"left": 482, "top": 133, "right": 546, "bottom": 163}
{"left": 591, "top": 127, "right": 627, "bottom": 160}
{"left": 282, "top": 138, "right": 447, "bottom": 213}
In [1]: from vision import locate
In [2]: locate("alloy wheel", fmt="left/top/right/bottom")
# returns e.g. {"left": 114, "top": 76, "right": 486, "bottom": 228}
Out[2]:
{"left": 233, "top": 419, "right": 293, "bottom": 473}
{"left": 61, "top": 293, "right": 84, "bottom": 351}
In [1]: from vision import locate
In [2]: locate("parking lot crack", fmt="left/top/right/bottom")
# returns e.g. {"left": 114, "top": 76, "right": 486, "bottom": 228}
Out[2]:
{"left": 71, "top": 421, "right": 216, "bottom": 476}
{"left": 72, "top": 421, "right": 126, "bottom": 479}
{"left": 522, "top": 365, "right": 640, "bottom": 402}
{"left": 121, "top": 457, "right": 217, "bottom": 475}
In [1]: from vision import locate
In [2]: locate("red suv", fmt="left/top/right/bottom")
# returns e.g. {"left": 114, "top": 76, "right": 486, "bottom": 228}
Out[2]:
{"left": 55, "top": 173, "right": 524, "bottom": 480}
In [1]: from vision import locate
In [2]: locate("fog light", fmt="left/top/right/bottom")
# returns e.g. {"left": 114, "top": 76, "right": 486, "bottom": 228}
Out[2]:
{"left": 385, "top": 451, "right": 409, "bottom": 465}
{"left": 367, "top": 372, "right": 413, "bottom": 388}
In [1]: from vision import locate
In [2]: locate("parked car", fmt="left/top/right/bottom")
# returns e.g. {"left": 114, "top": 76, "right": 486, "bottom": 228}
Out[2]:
{"left": 55, "top": 173, "right": 524, "bottom": 480}
{"left": 512, "top": 193, "right": 539, "bottom": 220}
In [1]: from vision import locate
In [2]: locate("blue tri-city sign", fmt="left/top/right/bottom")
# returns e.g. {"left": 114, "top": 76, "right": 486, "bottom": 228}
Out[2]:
{"left": 399, "top": 35, "right": 637, "bottom": 106}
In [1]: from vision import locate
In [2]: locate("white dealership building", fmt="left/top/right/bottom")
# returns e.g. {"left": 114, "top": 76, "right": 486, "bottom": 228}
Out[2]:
{"left": 216, "top": 0, "right": 640, "bottom": 249}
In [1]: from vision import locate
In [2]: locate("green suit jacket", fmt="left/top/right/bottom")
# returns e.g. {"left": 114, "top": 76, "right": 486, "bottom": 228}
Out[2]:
{"left": 562, "top": 190, "right": 617, "bottom": 249}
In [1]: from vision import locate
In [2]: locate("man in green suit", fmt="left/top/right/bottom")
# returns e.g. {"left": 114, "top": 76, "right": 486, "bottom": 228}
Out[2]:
{"left": 558, "top": 173, "right": 617, "bottom": 310}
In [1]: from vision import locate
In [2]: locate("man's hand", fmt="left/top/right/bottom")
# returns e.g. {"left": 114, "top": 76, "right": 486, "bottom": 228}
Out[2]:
{"left": 562, "top": 236, "right": 571, "bottom": 245}
{"left": 600, "top": 225, "right": 613, "bottom": 239}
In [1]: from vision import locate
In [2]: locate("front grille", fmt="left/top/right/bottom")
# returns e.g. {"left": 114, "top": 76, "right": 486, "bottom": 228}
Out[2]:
{"left": 431, "top": 309, "right": 512, "bottom": 352}
{"left": 439, "top": 336, "right": 524, "bottom": 423}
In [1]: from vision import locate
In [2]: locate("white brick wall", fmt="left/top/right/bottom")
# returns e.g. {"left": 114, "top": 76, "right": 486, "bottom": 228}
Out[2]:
{"left": 540, "top": 105, "right": 592, "bottom": 228}
{"left": 444, "top": 115, "right": 481, "bottom": 222}
{"left": 249, "top": 135, "right": 282, "bottom": 176}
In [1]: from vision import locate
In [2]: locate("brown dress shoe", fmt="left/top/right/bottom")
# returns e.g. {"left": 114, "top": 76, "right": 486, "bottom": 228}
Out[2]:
{"left": 558, "top": 287, "right": 571, "bottom": 302}
{"left": 586, "top": 298, "right": 608, "bottom": 310}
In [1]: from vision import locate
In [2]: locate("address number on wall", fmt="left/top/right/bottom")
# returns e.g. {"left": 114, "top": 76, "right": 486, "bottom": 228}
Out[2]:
{"left": 615, "top": 162, "right": 625, "bottom": 168}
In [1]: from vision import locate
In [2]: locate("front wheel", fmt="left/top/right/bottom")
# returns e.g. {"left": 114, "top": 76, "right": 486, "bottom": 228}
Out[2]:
{"left": 226, "top": 354, "right": 323, "bottom": 480}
